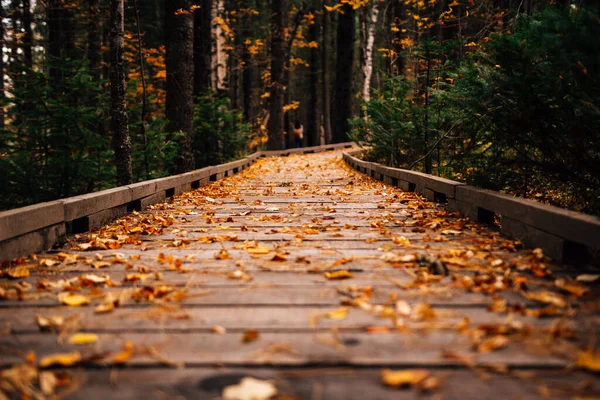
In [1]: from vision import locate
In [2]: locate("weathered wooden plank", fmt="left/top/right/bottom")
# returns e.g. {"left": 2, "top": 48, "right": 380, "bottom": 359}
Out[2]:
{"left": 0, "top": 286, "right": 525, "bottom": 308}
{"left": 0, "top": 331, "right": 571, "bottom": 368}
{"left": 1, "top": 306, "right": 592, "bottom": 335}
{"left": 22, "top": 367, "right": 597, "bottom": 400}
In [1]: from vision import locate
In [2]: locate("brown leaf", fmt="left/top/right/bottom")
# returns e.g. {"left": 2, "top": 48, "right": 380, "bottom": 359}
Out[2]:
{"left": 241, "top": 329, "right": 260, "bottom": 343}
{"left": 113, "top": 341, "right": 134, "bottom": 364}
{"left": 477, "top": 335, "right": 509, "bottom": 353}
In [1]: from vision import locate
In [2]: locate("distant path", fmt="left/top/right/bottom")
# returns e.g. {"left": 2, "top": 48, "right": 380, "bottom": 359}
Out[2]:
{"left": 0, "top": 150, "right": 598, "bottom": 399}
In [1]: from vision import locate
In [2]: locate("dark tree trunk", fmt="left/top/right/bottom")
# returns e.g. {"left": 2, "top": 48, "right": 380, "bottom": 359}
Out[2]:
{"left": 47, "top": 0, "right": 75, "bottom": 83}
{"left": 307, "top": 6, "right": 320, "bottom": 147}
{"left": 110, "top": 0, "right": 133, "bottom": 186}
{"left": 22, "top": 0, "right": 32, "bottom": 69}
{"left": 193, "top": 0, "right": 212, "bottom": 96}
{"left": 0, "top": 3, "right": 4, "bottom": 133}
{"left": 241, "top": 0, "right": 253, "bottom": 122}
{"left": 267, "top": 0, "right": 285, "bottom": 150}
{"left": 88, "top": 0, "right": 101, "bottom": 82}
{"left": 166, "top": 0, "right": 195, "bottom": 172}
{"left": 321, "top": 0, "right": 332, "bottom": 144}
{"left": 332, "top": 2, "right": 355, "bottom": 143}
{"left": 391, "top": 0, "right": 405, "bottom": 76}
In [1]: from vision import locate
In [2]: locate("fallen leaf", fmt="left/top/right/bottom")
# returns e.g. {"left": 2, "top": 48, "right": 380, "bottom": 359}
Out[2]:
{"left": 36, "top": 315, "right": 65, "bottom": 331}
{"left": 92, "top": 261, "right": 111, "bottom": 269}
{"left": 555, "top": 279, "right": 588, "bottom": 297}
{"left": 58, "top": 292, "right": 90, "bottom": 307}
{"left": 247, "top": 246, "right": 270, "bottom": 255}
{"left": 577, "top": 349, "right": 600, "bottom": 372}
{"left": 381, "top": 253, "right": 416, "bottom": 263}
{"left": 392, "top": 236, "right": 411, "bottom": 246}
{"left": 68, "top": 333, "right": 98, "bottom": 345}
{"left": 325, "top": 308, "right": 348, "bottom": 320}
{"left": 213, "top": 325, "right": 227, "bottom": 334}
{"left": 527, "top": 291, "right": 566, "bottom": 308}
{"left": 39, "top": 351, "right": 81, "bottom": 368}
{"left": 576, "top": 274, "right": 599, "bottom": 283}
{"left": 6, "top": 267, "right": 30, "bottom": 279}
{"left": 324, "top": 270, "right": 354, "bottom": 280}
{"left": 477, "top": 335, "right": 509, "bottom": 353}
{"left": 113, "top": 341, "right": 134, "bottom": 364}
{"left": 441, "top": 229, "right": 462, "bottom": 235}
{"left": 241, "top": 329, "right": 260, "bottom": 343}
{"left": 222, "top": 377, "right": 277, "bottom": 400}
{"left": 381, "top": 369, "right": 430, "bottom": 387}
{"left": 39, "top": 371, "right": 58, "bottom": 396}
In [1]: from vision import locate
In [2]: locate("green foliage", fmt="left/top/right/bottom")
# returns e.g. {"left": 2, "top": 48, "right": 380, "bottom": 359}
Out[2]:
{"left": 194, "top": 92, "right": 251, "bottom": 167}
{"left": 355, "top": 5, "right": 600, "bottom": 215}
{"left": 125, "top": 79, "right": 179, "bottom": 182}
{"left": 349, "top": 76, "right": 422, "bottom": 168}
{"left": 0, "top": 60, "right": 112, "bottom": 210}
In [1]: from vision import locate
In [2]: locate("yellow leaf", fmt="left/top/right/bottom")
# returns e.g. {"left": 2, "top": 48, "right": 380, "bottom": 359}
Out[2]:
{"left": 7, "top": 266, "right": 30, "bottom": 279}
{"left": 324, "top": 270, "right": 354, "bottom": 280}
{"left": 39, "top": 351, "right": 81, "bottom": 368}
{"left": 577, "top": 349, "right": 600, "bottom": 372}
{"left": 381, "top": 369, "right": 430, "bottom": 387}
{"left": 68, "top": 333, "right": 99, "bottom": 345}
{"left": 58, "top": 292, "right": 91, "bottom": 307}
{"left": 247, "top": 246, "right": 270, "bottom": 255}
{"left": 325, "top": 308, "right": 348, "bottom": 320}
{"left": 392, "top": 236, "right": 411, "bottom": 246}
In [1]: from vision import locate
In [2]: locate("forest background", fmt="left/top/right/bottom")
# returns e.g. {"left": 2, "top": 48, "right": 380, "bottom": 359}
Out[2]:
{"left": 0, "top": 0, "right": 598, "bottom": 215}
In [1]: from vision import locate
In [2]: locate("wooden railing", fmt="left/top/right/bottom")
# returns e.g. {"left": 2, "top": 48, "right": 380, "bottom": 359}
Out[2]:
{"left": 0, "top": 142, "right": 356, "bottom": 261}
{"left": 343, "top": 149, "right": 600, "bottom": 264}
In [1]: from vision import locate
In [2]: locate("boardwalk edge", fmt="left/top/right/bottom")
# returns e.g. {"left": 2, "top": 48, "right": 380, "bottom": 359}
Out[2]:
{"left": 342, "top": 149, "right": 600, "bottom": 264}
{"left": 0, "top": 143, "right": 356, "bottom": 262}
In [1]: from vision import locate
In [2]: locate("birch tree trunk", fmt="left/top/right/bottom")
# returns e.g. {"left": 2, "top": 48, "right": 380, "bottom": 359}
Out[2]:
{"left": 211, "top": 0, "right": 228, "bottom": 92}
{"left": 166, "top": 0, "right": 195, "bottom": 173}
{"left": 361, "top": 0, "right": 379, "bottom": 102}
{"left": 110, "top": 0, "right": 132, "bottom": 186}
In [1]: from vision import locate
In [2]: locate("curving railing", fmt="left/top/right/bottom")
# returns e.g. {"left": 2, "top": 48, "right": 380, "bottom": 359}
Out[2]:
{"left": 0, "top": 142, "right": 356, "bottom": 262}
{"left": 343, "top": 148, "right": 600, "bottom": 264}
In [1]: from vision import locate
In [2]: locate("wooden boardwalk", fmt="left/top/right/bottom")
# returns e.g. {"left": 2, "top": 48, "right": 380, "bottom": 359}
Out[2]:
{"left": 1, "top": 150, "right": 599, "bottom": 399}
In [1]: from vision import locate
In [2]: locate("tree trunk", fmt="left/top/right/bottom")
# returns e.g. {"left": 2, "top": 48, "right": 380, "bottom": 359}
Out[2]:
{"left": 193, "top": 0, "right": 212, "bottom": 96}
{"left": 110, "top": 0, "right": 133, "bottom": 186}
{"left": 241, "top": 0, "right": 253, "bottom": 122}
{"left": 307, "top": 6, "right": 320, "bottom": 147}
{"left": 22, "top": 0, "right": 32, "bottom": 69}
{"left": 47, "top": 0, "right": 75, "bottom": 83}
{"left": 321, "top": 0, "right": 332, "bottom": 144}
{"left": 0, "top": 3, "right": 4, "bottom": 133}
{"left": 211, "top": 0, "right": 228, "bottom": 92}
{"left": 88, "top": 0, "right": 101, "bottom": 82}
{"left": 360, "top": 0, "right": 378, "bottom": 102}
{"left": 332, "top": 3, "right": 355, "bottom": 143}
{"left": 165, "top": 0, "right": 195, "bottom": 173}
{"left": 267, "top": 0, "right": 285, "bottom": 150}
